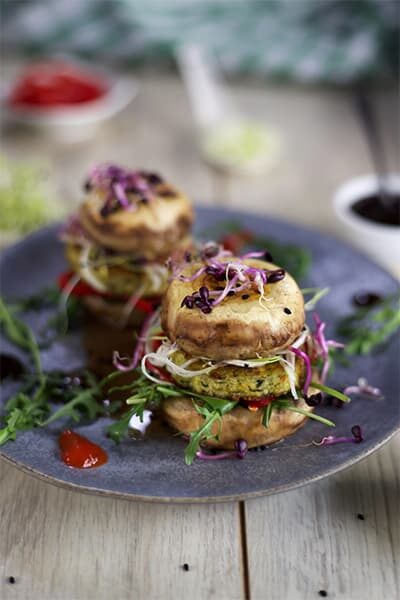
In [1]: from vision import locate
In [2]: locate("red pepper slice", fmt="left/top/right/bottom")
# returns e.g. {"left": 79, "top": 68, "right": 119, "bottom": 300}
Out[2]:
{"left": 220, "top": 230, "right": 254, "bottom": 254}
{"left": 57, "top": 271, "right": 158, "bottom": 315}
{"left": 243, "top": 395, "right": 275, "bottom": 411}
{"left": 59, "top": 429, "right": 108, "bottom": 469}
{"left": 146, "top": 362, "right": 174, "bottom": 383}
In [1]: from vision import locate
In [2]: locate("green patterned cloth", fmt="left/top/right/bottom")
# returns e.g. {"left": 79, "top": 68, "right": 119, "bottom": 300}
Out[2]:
{"left": 2, "top": 0, "right": 398, "bottom": 83}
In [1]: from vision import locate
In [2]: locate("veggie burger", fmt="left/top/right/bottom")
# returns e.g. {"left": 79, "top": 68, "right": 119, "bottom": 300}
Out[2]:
{"left": 135, "top": 243, "right": 333, "bottom": 459}
{"left": 60, "top": 163, "right": 193, "bottom": 326}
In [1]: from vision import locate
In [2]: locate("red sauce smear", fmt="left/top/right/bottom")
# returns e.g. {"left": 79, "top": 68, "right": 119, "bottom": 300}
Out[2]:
{"left": 59, "top": 429, "right": 108, "bottom": 469}
{"left": 9, "top": 62, "right": 107, "bottom": 109}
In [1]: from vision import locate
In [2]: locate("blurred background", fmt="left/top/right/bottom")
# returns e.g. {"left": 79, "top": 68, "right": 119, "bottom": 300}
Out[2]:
{"left": 1, "top": 0, "right": 399, "bottom": 251}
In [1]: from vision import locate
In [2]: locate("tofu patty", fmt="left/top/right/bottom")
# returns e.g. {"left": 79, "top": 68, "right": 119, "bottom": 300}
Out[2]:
{"left": 169, "top": 349, "right": 305, "bottom": 399}
{"left": 66, "top": 242, "right": 168, "bottom": 297}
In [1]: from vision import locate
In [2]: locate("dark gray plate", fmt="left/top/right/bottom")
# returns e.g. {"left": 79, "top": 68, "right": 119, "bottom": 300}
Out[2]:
{"left": 1, "top": 207, "right": 399, "bottom": 503}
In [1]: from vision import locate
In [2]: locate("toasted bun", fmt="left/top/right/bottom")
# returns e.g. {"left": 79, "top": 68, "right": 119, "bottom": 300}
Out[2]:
{"left": 83, "top": 296, "right": 158, "bottom": 328}
{"left": 161, "top": 258, "right": 305, "bottom": 360}
{"left": 160, "top": 396, "right": 312, "bottom": 450}
{"left": 79, "top": 184, "right": 193, "bottom": 259}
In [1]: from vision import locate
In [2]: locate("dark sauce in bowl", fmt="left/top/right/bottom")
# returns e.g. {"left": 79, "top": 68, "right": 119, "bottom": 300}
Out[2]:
{"left": 351, "top": 194, "right": 400, "bottom": 226}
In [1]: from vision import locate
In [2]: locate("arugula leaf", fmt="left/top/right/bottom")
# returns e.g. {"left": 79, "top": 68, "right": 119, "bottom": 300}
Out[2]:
{"left": 262, "top": 402, "right": 273, "bottom": 427}
{"left": 337, "top": 293, "right": 400, "bottom": 355}
{"left": 41, "top": 388, "right": 103, "bottom": 426}
{"left": 0, "top": 391, "right": 50, "bottom": 445}
{"left": 184, "top": 407, "right": 221, "bottom": 465}
{"left": 251, "top": 234, "right": 311, "bottom": 281}
{"left": 11, "top": 286, "right": 60, "bottom": 311}
{"left": 0, "top": 297, "right": 42, "bottom": 375}
{"left": 107, "top": 403, "right": 147, "bottom": 443}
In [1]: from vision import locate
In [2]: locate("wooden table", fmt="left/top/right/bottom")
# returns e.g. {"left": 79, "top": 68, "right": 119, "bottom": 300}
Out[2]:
{"left": 1, "top": 68, "right": 399, "bottom": 600}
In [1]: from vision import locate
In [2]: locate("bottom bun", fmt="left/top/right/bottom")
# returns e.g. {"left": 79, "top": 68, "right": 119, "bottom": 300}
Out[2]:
{"left": 83, "top": 296, "right": 158, "bottom": 328}
{"left": 160, "top": 396, "right": 313, "bottom": 449}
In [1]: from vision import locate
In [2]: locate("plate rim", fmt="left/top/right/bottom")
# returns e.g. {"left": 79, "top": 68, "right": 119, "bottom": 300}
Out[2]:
{"left": 0, "top": 426, "right": 399, "bottom": 504}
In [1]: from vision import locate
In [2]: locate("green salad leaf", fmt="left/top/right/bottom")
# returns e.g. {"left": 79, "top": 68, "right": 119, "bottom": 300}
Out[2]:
{"left": 337, "top": 293, "right": 400, "bottom": 355}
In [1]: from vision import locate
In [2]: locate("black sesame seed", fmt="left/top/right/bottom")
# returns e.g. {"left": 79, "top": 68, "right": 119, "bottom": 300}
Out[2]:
{"left": 159, "top": 188, "right": 175, "bottom": 197}
{"left": 203, "top": 245, "right": 220, "bottom": 258}
{"left": 215, "top": 286, "right": 224, "bottom": 291}
{"left": 305, "top": 393, "right": 322, "bottom": 407}
{"left": 83, "top": 180, "right": 92, "bottom": 192}
{"left": 241, "top": 294, "right": 250, "bottom": 300}
{"left": 284, "top": 307, "right": 292, "bottom": 315}
{"left": 318, "top": 591, "right": 328, "bottom": 597}
{"left": 8, "top": 577, "right": 16, "bottom": 584}
{"left": 352, "top": 291, "right": 382, "bottom": 307}
{"left": 182, "top": 563, "right": 190, "bottom": 572}
{"left": 147, "top": 172, "right": 163, "bottom": 185}
{"left": 199, "top": 286, "right": 209, "bottom": 300}
{"left": 357, "top": 513, "right": 365, "bottom": 520}
{"left": 268, "top": 269, "right": 285, "bottom": 283}
{"left": 264, "top": 251, "right": 273, "bottom": 262}
{"left": 227, "top": 291, "right": 235, "bottom": 297}
{"left": 201, "top": 306, "right": 212, "bottom": 314}
{"left": 331, "top": 397, "right": 344, "bottom": 408}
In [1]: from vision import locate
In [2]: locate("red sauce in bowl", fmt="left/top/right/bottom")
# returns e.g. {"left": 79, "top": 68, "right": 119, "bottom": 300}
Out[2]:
{"left": 9, "top": 62, "right": 108, "bottom": 109}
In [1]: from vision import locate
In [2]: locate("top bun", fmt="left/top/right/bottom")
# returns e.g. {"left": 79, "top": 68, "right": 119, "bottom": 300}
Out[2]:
{"left": 79, "top": 168, "right": 193, "bottom": 259}
{"left": 161, "top": 257, "right": 305, "bottom": 360}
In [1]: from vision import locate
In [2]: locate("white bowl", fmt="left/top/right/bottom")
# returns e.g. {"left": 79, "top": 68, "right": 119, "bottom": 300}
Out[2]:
{"left": 333, "top": 174, "right": 400, "bottom": 275}
{"left": 1, "top": 63, "right": 138, "bottom": 143}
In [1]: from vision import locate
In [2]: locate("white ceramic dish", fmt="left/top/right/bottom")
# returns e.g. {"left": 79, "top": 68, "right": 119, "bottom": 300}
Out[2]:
{"left": 333, "top": 174, "right": 400, "bottom": 275}
{"left": 1, "top": 65, "right": 138, "bottom": 143}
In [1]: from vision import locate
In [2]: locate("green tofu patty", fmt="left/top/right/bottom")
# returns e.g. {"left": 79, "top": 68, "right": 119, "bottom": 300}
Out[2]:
{"left": 66, "top": 242, "right": 168, "bottom": 296}
{"left": 169, "top": 350, "right": 305, "bottom": 399}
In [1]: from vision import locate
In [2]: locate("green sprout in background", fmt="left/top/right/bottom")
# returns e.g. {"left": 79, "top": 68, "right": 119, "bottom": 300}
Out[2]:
{"left": 0, "top": 156, "right": 61, "bottom": 239}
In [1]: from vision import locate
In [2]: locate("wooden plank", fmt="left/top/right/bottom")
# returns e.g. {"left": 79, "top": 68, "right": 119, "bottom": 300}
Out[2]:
{"left": 244, "top": 434, "right": 399, "bottom": 600}
{"left": 0, "top": 461, "right": 245, "bottom": 600}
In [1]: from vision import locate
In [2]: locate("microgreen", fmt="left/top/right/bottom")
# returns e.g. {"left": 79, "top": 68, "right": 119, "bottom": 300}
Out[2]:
{"left": 205, "top": 220, "right": 311, "bottom": 281}
{"left": 310, "top": 382, "right": 351, "bottom": 403}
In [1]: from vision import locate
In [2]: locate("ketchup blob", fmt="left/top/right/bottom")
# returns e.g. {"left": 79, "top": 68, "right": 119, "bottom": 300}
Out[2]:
{"left": 59, "top": 429, "right": 108, "bottom": 469}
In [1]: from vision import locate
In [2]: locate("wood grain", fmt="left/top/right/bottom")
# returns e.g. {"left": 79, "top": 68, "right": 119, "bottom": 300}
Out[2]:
{"left": 245, "top": 434, "right": 400, "bottom": 600}
{"left": 0, "top": 460, "right": 244, "bottom": 600}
